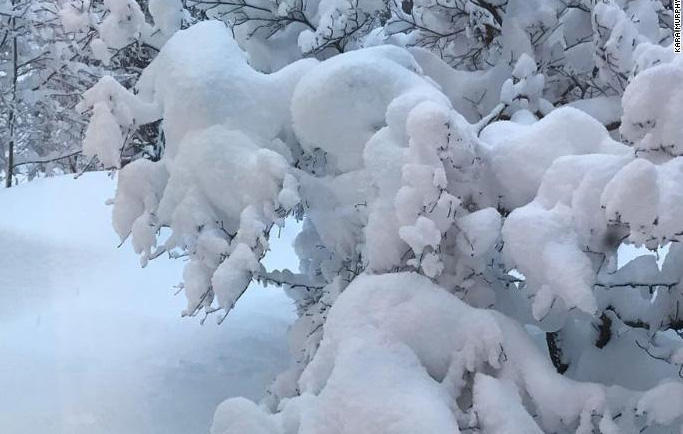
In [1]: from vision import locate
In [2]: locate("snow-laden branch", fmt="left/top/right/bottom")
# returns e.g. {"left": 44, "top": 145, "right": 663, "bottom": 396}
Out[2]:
{"left": 75, "top": 9, "right": 683, "bottom": 432}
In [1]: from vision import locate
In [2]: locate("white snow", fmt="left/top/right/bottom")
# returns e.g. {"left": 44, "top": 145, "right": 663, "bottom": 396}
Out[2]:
{"left": 480, "top": 106, "right": 628, "bottom": 209}
{"left": 291, "top": 46, "right": 448, "bottom": 172}
{"left": 78, "top": 76, "right": 161, "bottom": 168}
{"left": 211, "top": 272, "right": 679, "bottom": 434}
{"left": 58, "top": 2, "right": 90, "bottom": 33}
{"left": 148, "top": 0, "right": 183, "bottom": 38}
{"left": 0, "top": 173, "right": 298, "bottom": 434}
{"left": 456, "top": 208, "right": 501, "bottom": 257}
{"left": 98, "top": 0, "right": 148, "bottom": 50}
{"left": 472, "top": 374, "right": 543, "bottom": 434}
{"left": 621, "top": 55, "right": 683, "bottom": 161}
{"left": 69, "top": 18, "right": 683, "bottom": 433}
{"left": 136, "top": 21, "right": 315, "bottom": 159}
{"left": 637, "top": 381, "right": 683, "bottom": 425}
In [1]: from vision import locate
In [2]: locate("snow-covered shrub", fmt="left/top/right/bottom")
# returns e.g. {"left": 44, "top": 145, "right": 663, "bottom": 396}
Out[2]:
{"left": 79, "top": 8, "right": 683, "bottom": 434}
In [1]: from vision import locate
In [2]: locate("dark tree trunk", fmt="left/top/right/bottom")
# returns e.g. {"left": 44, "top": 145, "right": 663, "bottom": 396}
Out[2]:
{"left": 5, "top": 0, "right": 17, "bottom": 188}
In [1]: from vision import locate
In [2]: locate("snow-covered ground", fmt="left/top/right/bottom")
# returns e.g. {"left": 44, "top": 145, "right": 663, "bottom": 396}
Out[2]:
{"left": 0, "top": 173, "right": 298, "bottom": 434}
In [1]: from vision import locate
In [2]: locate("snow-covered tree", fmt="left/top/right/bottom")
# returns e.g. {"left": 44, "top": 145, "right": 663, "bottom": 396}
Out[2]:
{"left": 0, "top": 0, "right": 194, "bottom": 187}
{"left": 183, "top": 0, "right": 674, "bottom": 111}
{"left": 78, "top": 2, "right": 682, "bottom": 433}
{"left": 65, "top": 0, "right": 192, "bottom": 168}
{"left": 0, "top": 0, "right": 89, "bottom": 186}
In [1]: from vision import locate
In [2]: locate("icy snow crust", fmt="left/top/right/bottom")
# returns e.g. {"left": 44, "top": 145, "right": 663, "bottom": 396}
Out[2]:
{"left": 78, "top": 20, "right": 683, "bottom": 434}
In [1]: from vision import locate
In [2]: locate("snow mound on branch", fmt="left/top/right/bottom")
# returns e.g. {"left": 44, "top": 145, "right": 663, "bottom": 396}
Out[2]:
{"left": 211, "top": 273, "right": 679, "bottom": 434}
{"left": 300, "top": 273, "right": 504, "bottom": 390}
{"left": 78, "top": 75, "right": 160, "bottom": 168}
{"left": 297, "top": 0, "right": 385, "bottom": 54}
{"left": 157, "top": 126, "right": 290, "bottom": 234}
{"left": 407, "top": 47, "right": 508, "bottom": 123}
{"left": 99, "top": 0, "right": 148, "bottom": 50}
{"left": 602, "top": 158, "right": 658, "bottom": 232}
{"left": 291, "top": 46, "right": 448, "bottom": 172}
{"left": 480, "top": 106, "right": 628, "bottom": 209}
{"left": 212, "top": 273, "right": 501, "bottom": 434}
{"left": 568, "top": 96, "right": 622, "bottom": 127}
{"left": 504, "top": 200, "right": 599, "bottom": 318}
{"left": 137, "top": 20, "right": 317, "bottom": 158}
{"left": 149, "top": 0, "right": 184, "bottom": 37}
{"left": 154, "top": 124, "right": 301, "bottom": 314}
{"left": 636, "top": 381, "right": 683, "bottom": 425}
{"left": 621, "top": 55, "right": 683, "bottom": 161}
{"left": 398, "top": 215, "right": 441, "bottom": 256}
{"left": 82, "top": 102, "right": 125, "bottom": 169}
{"left": 456, "top": 207, "right": 502, "bottom": 257}
{"left": 591, "top": 1, "right": 638, "bottom": 91}
{"left": 88, "top": 21, "right": 315, "bottom": 317}
{"left": 503, "top": 134, "right": 683, "bottom": 324}
{"left": 601, "top": 156, "right": 683, "bottom": 245}
{"left": 58, "top": 2, "right": 91, "bottom": 33}
{"left": 501, "top": 152, "right": 633, "bottom": 319}
{"left": 500, "top": 53, "right": 549, "bottom": 116}
{"left": 473, "top": 374, "right": 543, "bottom": 434}
{"left": 290, "top": 46, "right": 482, "bottom": 283}
{"left": 211, "top": 398, "right": 280, "bottom": 434}
{"left": 112, "top": 158, "right": 168, "bottom": 258}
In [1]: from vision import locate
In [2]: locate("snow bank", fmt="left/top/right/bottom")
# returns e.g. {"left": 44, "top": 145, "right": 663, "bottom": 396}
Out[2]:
{"left": 0, "top": 173, "right": 297, "bottom": 434}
